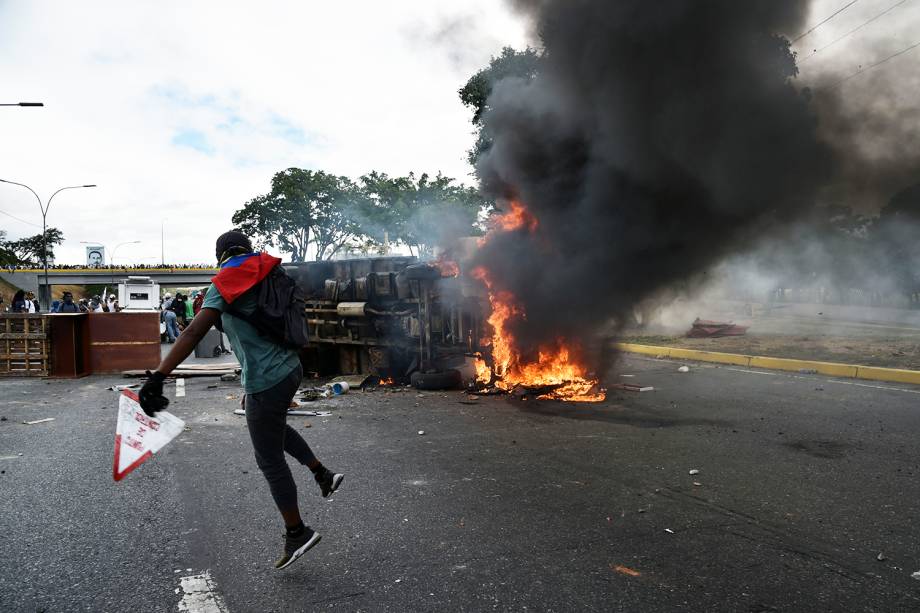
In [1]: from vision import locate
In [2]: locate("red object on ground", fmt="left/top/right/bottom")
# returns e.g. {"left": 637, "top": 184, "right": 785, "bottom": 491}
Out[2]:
{"left": 686, "top": 318, "right": 749, "bottom": 338}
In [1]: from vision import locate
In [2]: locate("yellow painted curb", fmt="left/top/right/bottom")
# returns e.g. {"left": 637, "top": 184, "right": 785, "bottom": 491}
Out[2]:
{"left": 614, "top": 342, "right": 920, "bottom": 386}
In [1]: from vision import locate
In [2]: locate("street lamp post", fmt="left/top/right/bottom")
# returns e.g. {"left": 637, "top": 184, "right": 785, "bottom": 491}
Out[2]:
{"left": 0, "top": 180, "right": 96, "bottom": 310}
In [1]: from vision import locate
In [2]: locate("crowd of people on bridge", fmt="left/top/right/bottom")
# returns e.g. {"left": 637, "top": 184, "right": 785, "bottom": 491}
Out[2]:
{"left": 4, "top": 263, "right": 216, "bottom": 272}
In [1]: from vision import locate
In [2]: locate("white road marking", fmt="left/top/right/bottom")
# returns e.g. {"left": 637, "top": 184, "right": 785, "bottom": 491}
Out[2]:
{"left": 176, "top": 570, "right": 228, "bottom": 613}
{"left": 176, "top": 378, "right": 186, "bottom": 398}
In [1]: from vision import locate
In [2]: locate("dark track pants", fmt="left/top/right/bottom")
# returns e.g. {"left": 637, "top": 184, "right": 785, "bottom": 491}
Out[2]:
{"left": 244, "top": 364, "right": 317, "bottom": 513}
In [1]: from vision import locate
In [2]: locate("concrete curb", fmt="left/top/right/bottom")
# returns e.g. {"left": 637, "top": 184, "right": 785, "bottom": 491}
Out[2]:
{"left": 615, "top": 342, "right": 920, "bottom": 386}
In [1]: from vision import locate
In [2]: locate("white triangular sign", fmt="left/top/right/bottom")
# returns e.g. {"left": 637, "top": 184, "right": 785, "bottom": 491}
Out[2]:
{"left": 113, "top": 389, "right": 185, "bottom": 481}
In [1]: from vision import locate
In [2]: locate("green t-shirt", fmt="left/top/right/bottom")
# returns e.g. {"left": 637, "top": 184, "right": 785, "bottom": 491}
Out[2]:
{"left": 201, "top": 283, "right": 300, "bottom": 394}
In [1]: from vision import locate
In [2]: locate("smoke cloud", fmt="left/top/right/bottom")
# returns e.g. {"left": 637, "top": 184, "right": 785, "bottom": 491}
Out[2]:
{"left": 472, "top": 0, "right": 836, "bottom": 363}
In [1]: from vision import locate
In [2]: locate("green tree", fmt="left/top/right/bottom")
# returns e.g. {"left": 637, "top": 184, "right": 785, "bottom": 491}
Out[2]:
{"left": 458, "top": 46, "right": 542, "bottom": 165}
{"left": 1, "top": 228, "right": 64, "bottom": 266}
{"left": 359, "top": 172, "right": 490, "bottom": 257}
{"left": 232, "top": 169, "right": 368, "bottom": 261}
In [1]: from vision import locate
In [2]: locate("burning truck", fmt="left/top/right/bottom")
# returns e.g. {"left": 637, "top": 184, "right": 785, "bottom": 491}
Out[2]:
{"left": 284, "top": 202, "right": 606, "bottom": 402}
{"left": 284, "top": 252, "right": 486, "bottom": 388}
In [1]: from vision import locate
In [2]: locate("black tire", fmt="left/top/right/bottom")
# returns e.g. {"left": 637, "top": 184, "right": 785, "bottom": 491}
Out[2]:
{"left": 410, "top": 369, "right": 462, "bottom": 391}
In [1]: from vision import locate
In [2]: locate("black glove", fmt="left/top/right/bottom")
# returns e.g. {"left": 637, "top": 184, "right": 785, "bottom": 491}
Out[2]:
{"left": 139, "top": 370, "right": 169, "bottom": 416}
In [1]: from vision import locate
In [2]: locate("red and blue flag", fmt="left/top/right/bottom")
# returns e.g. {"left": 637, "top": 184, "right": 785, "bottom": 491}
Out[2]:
{"left": 211, "top": 252, "right": 280, "bottom": 304}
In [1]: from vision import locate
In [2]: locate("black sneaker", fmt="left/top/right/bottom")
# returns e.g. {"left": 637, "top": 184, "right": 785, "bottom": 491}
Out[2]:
{"left": 315, "top": 468, "right": 344, "bottom": 498}
{"left": 275, "top": 526, "right": 322, "bottom": 570}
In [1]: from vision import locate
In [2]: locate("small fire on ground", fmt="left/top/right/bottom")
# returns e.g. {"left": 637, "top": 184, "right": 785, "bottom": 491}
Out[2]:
{"left": 472, "top": 201, "right": 606, "bottom": 403}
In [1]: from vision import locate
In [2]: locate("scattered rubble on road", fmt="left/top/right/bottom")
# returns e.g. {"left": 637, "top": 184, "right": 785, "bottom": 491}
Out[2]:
{"left": 23, "top": 418, "right": 54, "bottom": 425}
{"left": 610, "top": 383, "right": 655, "bottom": 392}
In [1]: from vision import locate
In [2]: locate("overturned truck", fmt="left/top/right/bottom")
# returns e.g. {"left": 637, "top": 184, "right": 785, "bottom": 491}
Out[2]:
{"left": 284, "top": 255, "right": 486, "bottom": 384}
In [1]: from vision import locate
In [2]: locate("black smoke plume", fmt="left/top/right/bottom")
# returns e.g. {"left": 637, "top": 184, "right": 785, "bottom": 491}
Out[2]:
{"left": 472, "top": 0, "right": 834, "bottom": 366}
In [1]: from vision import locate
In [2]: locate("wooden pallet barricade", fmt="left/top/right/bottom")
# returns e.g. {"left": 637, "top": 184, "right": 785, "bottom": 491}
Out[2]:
{"left": 0, "top": 314, "right": 50, "bottom": 376}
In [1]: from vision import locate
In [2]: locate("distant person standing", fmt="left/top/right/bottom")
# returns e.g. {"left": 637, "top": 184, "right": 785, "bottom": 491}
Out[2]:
{"left": 170, "top": 293, "right": 188, "bottom": 328}
{"left": 24, "top": 292, "right": 39, "bottom": 313}
{"left": 192, "top": 290, "right": 204, "bottom": 316}
{"left": 11, "top": 290, "right": 26, "bottom": 312}
{"left": 56, "top": 292, "right": 80, "bottom": 313}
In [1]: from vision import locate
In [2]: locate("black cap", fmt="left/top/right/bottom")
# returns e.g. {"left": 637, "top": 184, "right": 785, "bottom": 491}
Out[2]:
{"left": 215, "top": 230, "right": 253, "bottom": 262}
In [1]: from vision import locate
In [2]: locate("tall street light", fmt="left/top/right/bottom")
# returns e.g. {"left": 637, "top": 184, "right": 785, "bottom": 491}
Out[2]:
{"left": 80, "top": 240, "right": 141, "bottom": 291}
{"left": 0, "top": 180, "right": 97, "bottom": 309}
{"left": 0, "top": 102, "right": 44, "bottom": 107}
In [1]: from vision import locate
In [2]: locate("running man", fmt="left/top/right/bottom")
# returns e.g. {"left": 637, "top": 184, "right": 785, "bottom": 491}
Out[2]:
{"left": 139, "top": 230, "right": 343, "bottom": 569}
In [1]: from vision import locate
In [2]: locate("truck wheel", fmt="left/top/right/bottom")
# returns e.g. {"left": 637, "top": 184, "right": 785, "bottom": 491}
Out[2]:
{"left": 410, "top": 369, "right": 462, "bottom": 391}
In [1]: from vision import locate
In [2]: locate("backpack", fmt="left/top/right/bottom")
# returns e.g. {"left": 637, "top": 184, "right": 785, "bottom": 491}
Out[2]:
{"left": 221, "top": 264, "right": 309, "bottom": 349}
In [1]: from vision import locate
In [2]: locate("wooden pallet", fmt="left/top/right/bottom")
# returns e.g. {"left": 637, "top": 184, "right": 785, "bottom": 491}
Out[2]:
{"left": 0, "top": 314, "right": 49, "bottom": 376}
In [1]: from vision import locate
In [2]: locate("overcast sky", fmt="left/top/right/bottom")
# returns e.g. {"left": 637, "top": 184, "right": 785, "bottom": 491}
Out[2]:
{"left": 1, "top": 0, "right": 916, "bottom": 265}
{"left": 0, "top": 1, "right": 528, "bottom": 265}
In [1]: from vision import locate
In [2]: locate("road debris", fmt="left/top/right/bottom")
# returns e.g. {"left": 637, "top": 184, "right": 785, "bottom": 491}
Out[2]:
{"left": 798, "top": 369, "right": 818, "bottom": 375}
{"left": 23, "top": 418, "right": 55, "bottom": 425}
{"left": 912, "top": 570, "right": 920, "bottom": 581}
{"left": 877, "top": 553, "right": 887, "bottom": 561}
{"left": 610, "top": 564, "right": 642, "bottom": 577}
{"left": 689, "top": 469, "right": 700, "bottom": 475}
{"left": 686, "top": 318, "right": 748, "bottom": 338}
{"left": 692, "top": 482, "right": 702, "bottom": 487}
{"left": 234, "top": 409, "right": 331, "bottom": 417}
{"left": 220, "top": 373, "right": 238, "bottom": 382}
{"left": 678, "top": 366, "right": 690, "bottom": 373}
{"left": 418, "top": 430, "right": 425, "bottom": 435}
{"left": 610, "top": 383, "right": 654, "bottom": 392}
{"left": 664, "top": 528, "right": 675, "bottom": 534}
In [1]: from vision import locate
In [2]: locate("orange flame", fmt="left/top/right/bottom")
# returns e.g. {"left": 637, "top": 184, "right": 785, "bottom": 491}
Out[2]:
{"left": 473, "top": 355, "right": 492, "bottom": 384}
{"left": 495, "top": 200, "right": 538, "bottom": 232}
{"left": 472, "top": 211, "right": 605, "bottom": 403}
{"left": 433, "top": 258, "right": 460, "bottom": 278}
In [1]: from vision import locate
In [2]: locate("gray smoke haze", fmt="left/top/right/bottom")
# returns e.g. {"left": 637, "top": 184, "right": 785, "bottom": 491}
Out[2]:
{"left": 472, "top": 0, "right": 836, "bottom": 362}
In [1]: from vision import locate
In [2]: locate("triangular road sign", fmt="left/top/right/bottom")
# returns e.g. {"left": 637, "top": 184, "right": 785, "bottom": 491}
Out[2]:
{"left": 113, "top": 389, "right": 185, "bottom": 481}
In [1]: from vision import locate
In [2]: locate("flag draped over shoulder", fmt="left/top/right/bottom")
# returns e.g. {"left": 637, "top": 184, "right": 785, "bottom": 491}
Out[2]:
{"left": 211, "top": 252, "right": 281, "bottom": 304}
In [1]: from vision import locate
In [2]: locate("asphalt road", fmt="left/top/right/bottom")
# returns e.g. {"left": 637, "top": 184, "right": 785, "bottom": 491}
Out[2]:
{"left": 2, "top": 355, "right": 920, "bottom": 612}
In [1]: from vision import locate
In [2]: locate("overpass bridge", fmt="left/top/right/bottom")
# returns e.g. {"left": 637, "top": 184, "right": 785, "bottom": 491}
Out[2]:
{"left": 0, "top": 267, "right": 219, "bottom": 308}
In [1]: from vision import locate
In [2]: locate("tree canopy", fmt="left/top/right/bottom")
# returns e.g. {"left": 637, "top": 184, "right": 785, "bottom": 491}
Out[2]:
{"left": 232, "top": 169, "right": 491, "bottom": 261}
{"left": 0, "top": 228, "right": 64, "bottom": 266}
{"left": 458, "top": 46, "right": 542, "bottom": 166}
{"left": 231, "top": 169, "right": 368, "bottom": 262}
